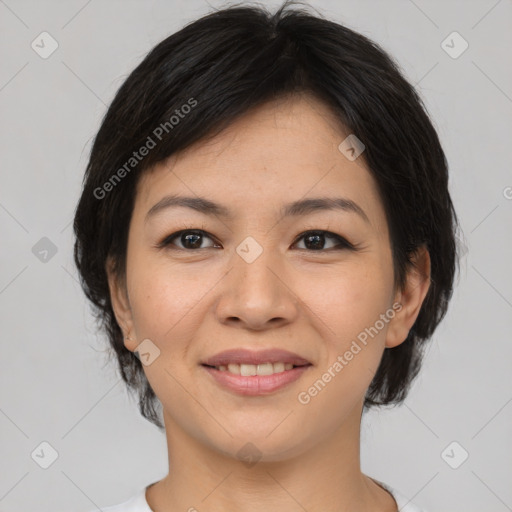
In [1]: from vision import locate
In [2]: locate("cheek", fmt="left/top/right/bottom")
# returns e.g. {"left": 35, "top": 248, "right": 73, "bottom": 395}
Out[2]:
{"left": 306, "top": 262, "right": 392, "bottom": 341}
{"left": 126, "top": 241, "right": 213, "bottom": 337}
{"left": 293, "top": 269, "right": 392, "bottom": 422}
{"left": 125, "top": 261, "right": 208, "bottom": 407}
{"left": 299, "top": 260, "right": 393, "bottom": 397}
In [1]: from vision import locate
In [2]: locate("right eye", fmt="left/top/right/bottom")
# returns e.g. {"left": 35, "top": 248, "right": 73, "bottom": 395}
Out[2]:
{"left": 158, "top": 229, "right": 220, "bottom": 251}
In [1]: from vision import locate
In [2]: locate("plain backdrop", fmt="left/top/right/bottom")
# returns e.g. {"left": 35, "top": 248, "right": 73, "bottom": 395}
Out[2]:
{"left": 0, "top": 1, "right": 511, "bottom": 511}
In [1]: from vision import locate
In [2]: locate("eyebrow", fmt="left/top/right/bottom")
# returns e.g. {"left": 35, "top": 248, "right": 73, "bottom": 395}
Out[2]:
{"left": 145, "top": 194, "right": 370, "bottom": 224}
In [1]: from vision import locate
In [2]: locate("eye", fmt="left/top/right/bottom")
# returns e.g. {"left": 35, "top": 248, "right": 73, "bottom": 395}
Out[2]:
{"left": 158, "top": 228, "right": 355, "bottom": 252}
{"left": 159, "top": 229, "right": 219, "bottom": 250}
{"left": 292, "top": 230, "right": 355, "bottom": 251}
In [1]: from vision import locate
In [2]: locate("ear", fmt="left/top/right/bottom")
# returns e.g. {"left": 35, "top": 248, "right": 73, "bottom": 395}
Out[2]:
{"left": 385, "top": 245, "right": 431, "bottom": 348}
{"left": 105, "top": 256, "right": 138, "bottom": 352}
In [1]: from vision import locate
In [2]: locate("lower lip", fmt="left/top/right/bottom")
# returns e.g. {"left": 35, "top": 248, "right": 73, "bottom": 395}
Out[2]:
{"left": 201, "top": 364, "right": 312, "bottom": 396}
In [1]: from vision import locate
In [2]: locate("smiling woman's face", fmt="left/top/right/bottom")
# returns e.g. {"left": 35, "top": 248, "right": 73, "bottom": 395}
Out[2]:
{"left": 108, "top": 93, "right": 427, "bottom": 462}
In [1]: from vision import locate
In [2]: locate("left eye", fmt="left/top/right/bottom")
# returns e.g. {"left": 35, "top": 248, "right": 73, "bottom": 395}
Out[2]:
{"left": 159, "top": 229, "right": 353, "bottom": 251}
{"left": 293, "top": 230, "right": 353, "bottom": 251}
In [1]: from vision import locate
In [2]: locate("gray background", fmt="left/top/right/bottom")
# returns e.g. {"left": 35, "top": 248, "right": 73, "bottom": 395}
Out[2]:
{"left": 1, "top": 0, "right": 511, "bottom": 511}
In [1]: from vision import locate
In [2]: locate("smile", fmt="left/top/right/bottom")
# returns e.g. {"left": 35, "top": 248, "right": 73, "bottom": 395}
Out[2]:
{"left": 209, "top": 362, "right": 297, "bottom": 375}
{"left": 201, "top": 363, "right": 312, "bottom": 395}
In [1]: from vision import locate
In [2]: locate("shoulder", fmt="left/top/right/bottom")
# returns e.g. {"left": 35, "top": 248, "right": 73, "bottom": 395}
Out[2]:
{"left": 372, "top": 478, "right": 430, "bottom": 512}
{"left": 86, "top": 487, "right": 152, "bottom": 512}
{"left": 90, "top": 480, "right": 430, "bottom": 512}
{"left": 392, "top": 490, "right": 429, "bottom": 512}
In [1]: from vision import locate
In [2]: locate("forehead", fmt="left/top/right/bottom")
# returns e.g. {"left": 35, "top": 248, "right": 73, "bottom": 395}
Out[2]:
{"left": 134, "top": 94, "right": 387, "bottom": 233}
{"left": 160, "top": 94, "right": 350, "bottom": 174}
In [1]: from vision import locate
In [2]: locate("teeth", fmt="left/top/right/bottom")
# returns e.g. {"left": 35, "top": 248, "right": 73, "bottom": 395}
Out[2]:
{"left": 216, "top": 362, "right": 295, "bottom": 375}
{"left": 228, "top": 363, "right": 241, "bottom": 374}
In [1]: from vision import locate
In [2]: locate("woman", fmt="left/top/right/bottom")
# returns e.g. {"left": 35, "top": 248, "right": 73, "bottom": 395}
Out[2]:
{"left": 74, "top": 2, "right": 459, "bottom": 511}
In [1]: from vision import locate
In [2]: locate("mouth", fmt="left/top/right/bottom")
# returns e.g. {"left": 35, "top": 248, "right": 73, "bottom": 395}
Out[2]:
{"left": 199, "top": 348, "right": 313, "bottom": 395}
{"left": 201, "top": 362, "right": 311, "bottom": 376}
{"left": 201, "top": 347, "right": 312, "bottom": 368}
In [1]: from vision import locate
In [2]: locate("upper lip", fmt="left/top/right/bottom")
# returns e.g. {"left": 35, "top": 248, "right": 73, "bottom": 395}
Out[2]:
{"left": 201, "top": 348, "right": 312, "bottom": 367}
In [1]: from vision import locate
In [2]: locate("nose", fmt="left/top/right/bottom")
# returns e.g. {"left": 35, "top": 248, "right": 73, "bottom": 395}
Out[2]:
{"left": 214, "top": 245, "right": 300, "bottom": 331}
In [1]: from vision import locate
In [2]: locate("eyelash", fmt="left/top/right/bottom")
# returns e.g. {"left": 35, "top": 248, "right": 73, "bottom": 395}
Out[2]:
{"left": 156, "top": 228, "right": 356, "bottom": 252}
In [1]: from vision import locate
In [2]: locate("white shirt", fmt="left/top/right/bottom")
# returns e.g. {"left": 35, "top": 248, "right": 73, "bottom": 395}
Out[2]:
{"left": 93, "top": 479, "right": 428, "bottom": 511}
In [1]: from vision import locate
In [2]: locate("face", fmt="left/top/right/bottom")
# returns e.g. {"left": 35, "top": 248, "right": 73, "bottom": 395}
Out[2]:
{"left": 108, "top": 93, "right": 428, "bottom": 463}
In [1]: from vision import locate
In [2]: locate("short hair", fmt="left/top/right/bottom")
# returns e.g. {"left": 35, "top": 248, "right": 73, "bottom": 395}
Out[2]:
{"left": 73, "top": 0, "right": 460, "bottom": 430}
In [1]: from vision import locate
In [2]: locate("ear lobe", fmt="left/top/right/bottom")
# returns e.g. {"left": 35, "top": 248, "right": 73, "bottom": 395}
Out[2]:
{"left": 385, "top": 245, "right": 431, "bottom": 349}
{"left": 105, "top": 256, "right": 137, "bottom": 351}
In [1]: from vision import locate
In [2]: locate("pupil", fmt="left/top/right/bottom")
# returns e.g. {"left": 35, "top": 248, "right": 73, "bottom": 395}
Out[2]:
{"left": 183, "top": 232, "right": 201, "bottom": 249}
{"left": 306, "top": 233, "right": 324, "bottom": 250}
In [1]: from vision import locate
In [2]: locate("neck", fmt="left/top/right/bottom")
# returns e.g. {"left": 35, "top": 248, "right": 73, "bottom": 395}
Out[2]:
{"left": 146, "top": 400, "right": 397, "bottom": 512}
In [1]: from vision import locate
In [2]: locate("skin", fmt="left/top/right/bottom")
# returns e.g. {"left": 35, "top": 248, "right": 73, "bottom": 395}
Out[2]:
{"left": 107, "top": 93, "right": 430, "bottom": 512}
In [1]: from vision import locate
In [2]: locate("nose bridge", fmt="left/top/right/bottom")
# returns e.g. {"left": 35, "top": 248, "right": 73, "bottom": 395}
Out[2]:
{"left": 233, "top": 234, "right": 282, "bottom": 298}
{"left": 215, "top": 234, "right": 298, "bottom": 326}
